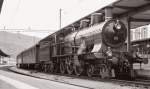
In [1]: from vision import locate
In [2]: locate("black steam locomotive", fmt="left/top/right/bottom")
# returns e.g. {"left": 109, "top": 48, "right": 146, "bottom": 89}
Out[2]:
{"left": 17, "top": 8, "right": 145, "bottom": 79}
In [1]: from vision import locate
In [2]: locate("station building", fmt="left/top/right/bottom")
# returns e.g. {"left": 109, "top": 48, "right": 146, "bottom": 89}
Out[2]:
{"left": 131, "top": 25, "right": 150, "bottom": 41}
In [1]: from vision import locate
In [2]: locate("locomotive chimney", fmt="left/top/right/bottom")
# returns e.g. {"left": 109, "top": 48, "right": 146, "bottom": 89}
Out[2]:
{"left": 105, "top": 6, "right": 113, "bottom": 21}
{"left": 80, "top": 19, "right": 90, "bottom": 29}
{"left": 91, "top": 13, "right": 103, "bottom": 25}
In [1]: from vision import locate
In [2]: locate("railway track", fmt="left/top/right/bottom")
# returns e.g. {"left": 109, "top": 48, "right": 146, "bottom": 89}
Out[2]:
{"left": 28, "top": 69, "right": 150, "bottom": 88}
{"left": 110, "top": 79, "right": 150, "bottom": 88}
{"left": 53, "top": 72, "right": 150, "bottom": 88}
{"left": 7, "top": 66, "right": 150, "bottom": 89}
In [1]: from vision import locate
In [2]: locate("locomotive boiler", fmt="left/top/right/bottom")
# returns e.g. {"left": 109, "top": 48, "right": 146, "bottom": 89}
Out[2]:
{"left": 54, "top": 12, "right": 132, "bottom": 78}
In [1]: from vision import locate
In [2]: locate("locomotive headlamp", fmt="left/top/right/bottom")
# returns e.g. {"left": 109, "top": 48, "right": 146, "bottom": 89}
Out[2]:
{"left": 116, "top": 23, "right": 121, "bottom": 29}
{"left": 115, "top": 20, "right": 121, "bottom": 30}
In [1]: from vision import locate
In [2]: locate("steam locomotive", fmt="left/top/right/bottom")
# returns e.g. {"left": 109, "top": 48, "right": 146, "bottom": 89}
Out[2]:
{"left": 17, "top": 8, "right": 145, "bottom": 79}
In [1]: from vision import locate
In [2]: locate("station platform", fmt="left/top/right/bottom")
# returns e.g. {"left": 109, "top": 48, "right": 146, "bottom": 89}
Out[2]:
{"left": 134, "top": 62, "right": 150, "bottom": 79}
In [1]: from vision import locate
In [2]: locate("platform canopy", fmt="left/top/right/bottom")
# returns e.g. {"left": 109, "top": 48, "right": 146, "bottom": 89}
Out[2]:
{"left": 60, "top": 0, "right": 150, "bottom": 30}
{"left": 109, "top": 0, "right": 150, "bottom": 29}
{"left": 40, "top": 0, "right": 150, "bottom": 42}
{"left": 0, "top": 49, "right": 9, "bottom": 57}
{"left": 80, "top": 0, "right": 150, "bottom": 29}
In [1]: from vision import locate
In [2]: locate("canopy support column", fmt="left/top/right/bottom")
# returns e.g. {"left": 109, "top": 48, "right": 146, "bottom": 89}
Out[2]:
{"left": 127, "top": 17, "right": 131, "bottom": 52}
{"left": 127, "top": 17, "right": 135, "bottom": 78}
{"left": 54, "top": 34, "right": 57, "bottom": 56}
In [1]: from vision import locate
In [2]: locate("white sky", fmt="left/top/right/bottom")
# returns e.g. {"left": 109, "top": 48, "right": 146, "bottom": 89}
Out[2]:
{"left": 0, "top": 0, "right": 117, "bottom": 38}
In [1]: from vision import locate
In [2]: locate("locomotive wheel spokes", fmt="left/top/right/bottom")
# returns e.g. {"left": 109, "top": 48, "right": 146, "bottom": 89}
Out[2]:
{"left": 44, "top": 64, "right": 47, "bottom": 72}
{"left": 129, "top": 68, "right": 135, "bottom": 79}
{"left": 66, "top": 58, "right": 74, "bottom": 74}
{"left": 99, "top": 65, "right": 110, "bottom": 79}
{"left": 34, "top": 64, "right": 39, "bottom": 70}
{"left": 47, "top": 63, "right": 54, "bottom": 73}
{"left": 17, "top": 64, "right": 19, "bottom": 68}
{"left": 49, "top": 63, "right": 54, "bottom": 73}
{"left": 74, "top": 60, "right": 84, "bottom": 76}
{"left": 86, "top": 64, "right": 94, "bottom": 77}
{"left": 54, "top": 64, "right": 59, "bottom": 73}
{"left": 60, "top": 61, "right": 66, "bottom": 74}
{"left": 41, "top": 64, "right": 45, "bottom": 72}
{"left": 74, "top": 65, "right": 83, "bottom": 76}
